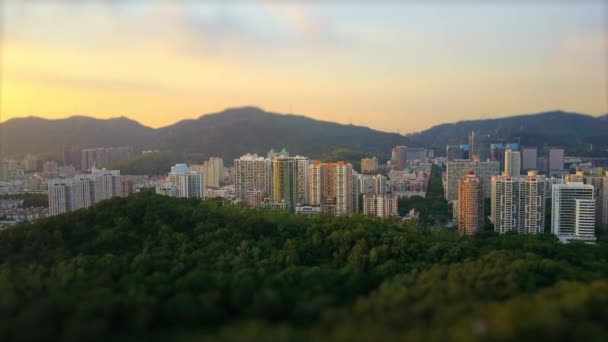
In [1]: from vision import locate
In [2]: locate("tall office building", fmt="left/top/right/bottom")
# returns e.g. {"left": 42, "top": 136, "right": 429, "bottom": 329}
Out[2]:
{"left": 446, "top": 144, "right": 470, "bottom": 161}
{"left": 446, "top": 160, "right": 500, "bottom": 201}
{"left": 363, "top": 194, "right": 398, "bottom": 218}
{"left": 551, "top": 182, "right": 596, "bottom": 242}
{"left": 391, "top": 146, "right": 408, "bottom": 170}
{"left": 548, "top": 148, "right": 565, "bottom": 176}
{"left": 272, "top": 157, "right": 297, "bottom": 212}
{"left": 504, "top": 149, "right": 521, "bottom": 176}
{"left": 457, "top": 171, "right": 484, "bottom": 236}
{"left": 233, "top": 154, "right": 272, "bottom": 205}
{"left": 491, "top": 171, "right": 546, "bottom": 234}
{"left": 361, "top": 157, "right": 379, "bottom": 173}
{"left": 521, "top": 147, "right": 538, "bottom": 171}
{"left": 203, "top": 157, "right": 224, "bottom": 188}
{"left": 468, "top": 131, "right": 476, "bottom": 159}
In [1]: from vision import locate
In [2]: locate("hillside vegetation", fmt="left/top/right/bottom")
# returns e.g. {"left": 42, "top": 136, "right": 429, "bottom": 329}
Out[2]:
{"left": 1, "top": 193, "right": 608, "bottom": 341}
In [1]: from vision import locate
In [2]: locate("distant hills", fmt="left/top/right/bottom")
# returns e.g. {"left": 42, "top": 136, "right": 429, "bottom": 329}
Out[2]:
{"left": 410, "top": 110, "right": 608, "bottom": 156}
{"left": 0, "top": 107, "right": 408, "bottom": 162}
{"left": 1, "top": 108, "right": 607, "bottom": 164}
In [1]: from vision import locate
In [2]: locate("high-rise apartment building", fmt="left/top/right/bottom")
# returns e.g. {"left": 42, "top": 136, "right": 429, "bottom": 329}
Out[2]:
{"left": 565, "top": 170, "right": 608, "bottom": 232}
{"left": 372, "top": 174, "right": 388, "bottom": 194}
{"left": 446, "top": 160, "right": 500, "bottom": 201}
{"left": 391, "top": 146, "right": 408, "bottom": 170}
{"left": 335, "top": 161, "right": 353, "bottom": 216}
{"left": 203, "top": 157, "right": 224, "bottom": 188}
{"left": 358, "top": 174, "right": 373, "bottom": 195}
{"left": 363, "top": 194, "right": 398, "bottom": 218}
{"left": 491, "top": 171, "right": 546, "bottom": 234}
{"left": 48, "top": 168, "right": 124, "bottom": 216}
{"left": 307, "top": 161, "right": 356, "bottom": 216}
{"left": 308, "top": 161, "right": 326, "bottom": 206}
{"left": 352, "top": 169, "right": 360, "bottom": 213}
{"left": 48, "top": 180, "right": 73, "bottom": 216}
{"left": 271, "top": 157, "right": 297, "bottom": 212}
{"left": 168, "top": 164, "right": 205, "bottom": 199}
{"left": 602, "top": 171, "right": 608, "bottom": 232}
{"left": 294, "top": 156, "right": 309, "bottom": 206}
{"left": 361, "top": 157, "right": 379, "bottom": 173}
{"left": 71, "top": 175, "right": 95, "bottom": 211}
{"left": 551, "top": 182, "right": 596, "bottom": 242}
{"left": 504, "top": 149, "right": 521, "bottom": 176}
{"left": 92, "top": 167, "right": 122, "bottom": 201}
{"left": 521, "top": 147, "right": 538, "bottom": 171}
{"left": 233, "top": 154, "right": 272, "bottom": 204}
{"left": 457, "top": 171, "right": 484, "bottom": 235}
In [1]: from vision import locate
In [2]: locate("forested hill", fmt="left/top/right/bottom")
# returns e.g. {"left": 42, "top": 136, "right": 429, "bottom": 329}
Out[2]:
{"left": 1, "top": 193, "right": 608, "bottom": 341}
{"left": 408, "top": 110, "right": 608, "bottom": 156}
{"left": 0, "top": 107, "right": 407, "bottom": 161}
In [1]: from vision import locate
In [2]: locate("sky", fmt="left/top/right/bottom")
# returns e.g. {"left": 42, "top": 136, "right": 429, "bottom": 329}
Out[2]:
{"left": 1, "top": 1, "right": 607, "bottom": 133}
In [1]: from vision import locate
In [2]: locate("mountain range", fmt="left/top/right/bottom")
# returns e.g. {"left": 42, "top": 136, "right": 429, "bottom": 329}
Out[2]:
{"left": 1, "top": 107, "right": 607, "bottom": 164}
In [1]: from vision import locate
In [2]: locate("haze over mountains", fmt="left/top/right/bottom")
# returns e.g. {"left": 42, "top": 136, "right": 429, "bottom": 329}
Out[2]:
{"left": 1, "top": 107, "right": 607, "bottom": 161}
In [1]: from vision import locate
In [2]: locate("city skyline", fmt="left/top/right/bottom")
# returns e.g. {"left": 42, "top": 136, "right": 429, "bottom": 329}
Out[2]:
{"left": 1, "top": 1, "right": 607, "bottom": 133}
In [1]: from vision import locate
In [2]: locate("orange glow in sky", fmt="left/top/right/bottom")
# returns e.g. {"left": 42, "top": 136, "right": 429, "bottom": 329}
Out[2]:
{"left": 1, "top": 2, "right": 606, "bottom": 132}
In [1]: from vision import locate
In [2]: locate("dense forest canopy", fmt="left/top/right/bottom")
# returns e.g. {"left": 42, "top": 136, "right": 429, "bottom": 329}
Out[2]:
{"left": 1, "top": 193, "right": 608, "bottom": 341}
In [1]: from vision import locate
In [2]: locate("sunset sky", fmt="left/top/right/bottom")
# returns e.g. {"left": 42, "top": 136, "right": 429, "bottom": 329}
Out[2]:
{"left": 1, "top": 1, "right": 606, "bottom": 133}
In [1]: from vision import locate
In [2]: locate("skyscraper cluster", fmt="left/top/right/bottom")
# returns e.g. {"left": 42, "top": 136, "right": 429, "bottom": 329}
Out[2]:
{"left": 449, "top": 135, "right": 603, "bottom": 243}
{"left": 231, "top": 152, "right": 360, "bottom": 215}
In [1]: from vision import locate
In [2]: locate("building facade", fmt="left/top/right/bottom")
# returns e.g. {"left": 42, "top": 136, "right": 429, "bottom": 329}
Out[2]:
{"left": 446, "top": 160, "right": 500, "bottom": 201}
{"left": 363, "top": 194, "right": 398, "bottom": 218}
{"left": 551, "top": 182, "right": 595, "bottom": 242}
{"left": 504, "top": 149, "right": 521, "bottom": 176}
{"left": 360, "top": 157, "right": 379, "bottom": 173}
{"left": 491, "top": 171, "right": 546, "bottom": 234}
{"left": 233, "top": 154, "right": 272, "bottom": 204}
{"left": 457, "top": 171, "right": 484, "bottom": 236}
{"left": 521, "top": 147, "right": 538, "bottom": 171}
{"left": 391, "top": 145, "right": 408, "bottom": 170}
